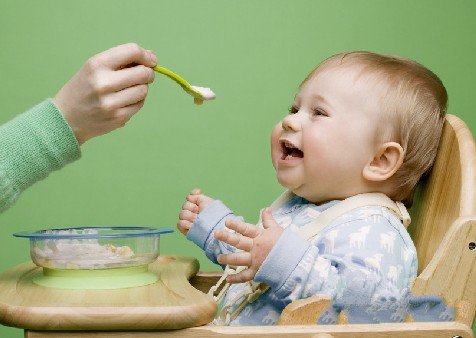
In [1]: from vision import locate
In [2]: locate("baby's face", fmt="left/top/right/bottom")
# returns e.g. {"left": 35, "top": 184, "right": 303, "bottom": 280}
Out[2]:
{"left": 271, "top": 66, "right": 383, "bottom": 203}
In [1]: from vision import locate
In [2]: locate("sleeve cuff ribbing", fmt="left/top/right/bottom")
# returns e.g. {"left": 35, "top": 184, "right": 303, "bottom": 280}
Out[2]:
{"left": 254, "top": 227, "right": 311, "bottom": 291}
{"left": 187, "top": 200, "right": 234, "bottom": 250}
{"left": 0, "top": 99, "right": 81, "bottom": 210}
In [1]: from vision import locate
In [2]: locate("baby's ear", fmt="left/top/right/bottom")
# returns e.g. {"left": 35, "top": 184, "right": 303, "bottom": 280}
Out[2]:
{"left": 362, "top": 142, "right": 404, "bottom": 182}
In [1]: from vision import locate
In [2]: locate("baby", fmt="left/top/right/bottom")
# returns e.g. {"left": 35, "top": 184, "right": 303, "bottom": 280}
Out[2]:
{"left": 178, "top": 51, "right": 447, "bottom": 325}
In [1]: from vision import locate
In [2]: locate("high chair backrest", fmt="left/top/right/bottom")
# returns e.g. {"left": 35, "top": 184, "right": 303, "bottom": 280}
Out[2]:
{"left": 408, "top": 114, "right": 475, "bottom": 326}
{"left": 409, "top": 114, "right": 475, "bottom": 272}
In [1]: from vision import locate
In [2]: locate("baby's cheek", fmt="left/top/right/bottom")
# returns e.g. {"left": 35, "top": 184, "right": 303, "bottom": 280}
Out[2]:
{"left": 270, "top": 123, "right": 281, "bottom": 142}
{"left": 270, "top": 123, "right": 282, "bottom": 164}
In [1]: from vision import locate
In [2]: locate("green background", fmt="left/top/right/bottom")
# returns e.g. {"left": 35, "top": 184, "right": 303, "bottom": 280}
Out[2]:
{"left": 0, "top": 1, "right": 475, "bottom": 336}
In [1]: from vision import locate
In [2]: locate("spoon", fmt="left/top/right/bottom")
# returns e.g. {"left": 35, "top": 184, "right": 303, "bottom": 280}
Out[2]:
{"left": 152, "top": 65, "right": 216, "bottom": 105}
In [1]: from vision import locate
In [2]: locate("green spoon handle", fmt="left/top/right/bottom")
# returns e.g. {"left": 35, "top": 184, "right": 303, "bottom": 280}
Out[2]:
{"left": 152, "top": 65, "right": 201, "bottom": 98}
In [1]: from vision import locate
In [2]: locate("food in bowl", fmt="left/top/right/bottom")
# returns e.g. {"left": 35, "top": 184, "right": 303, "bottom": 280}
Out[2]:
{"left": 14, "top": 226, "right": 173, "bottom": 270}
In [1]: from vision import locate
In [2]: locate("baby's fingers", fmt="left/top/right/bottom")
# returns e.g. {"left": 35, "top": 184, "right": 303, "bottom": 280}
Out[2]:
{"left": 215, "top": 229, "right": 253, "bottom": 251}
{"left": 217, "top": 252, "right": 251, "bottom": 267}
{"left": 190, "top": 188, "right": 201, "bottom": 195}
{"left": 226, "top": 268, "right": 256, "bottom": 284}
{"left": 177, "top": 220, "right": 191, "bottom": 235}
{"left": 225, "top": 219, "right": 261, "bottom": 238}
{"left": 187, "top": 193, "right": 201, "bottom": 204}
{"left": 179, "top": 209, "right": 197, "bottom": 222}
{"left": 182, "top": 200, "right": 199, "bottom": 213}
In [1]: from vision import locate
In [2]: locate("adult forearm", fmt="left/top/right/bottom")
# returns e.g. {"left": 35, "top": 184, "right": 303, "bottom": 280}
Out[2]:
{"left": 0, "top": 99, "right": 81, "bottom": 212}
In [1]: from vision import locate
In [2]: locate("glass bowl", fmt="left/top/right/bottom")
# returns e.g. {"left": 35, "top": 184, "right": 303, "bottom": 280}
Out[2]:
{"left": 14, "top": 226, "right": 173, "bottom": 270}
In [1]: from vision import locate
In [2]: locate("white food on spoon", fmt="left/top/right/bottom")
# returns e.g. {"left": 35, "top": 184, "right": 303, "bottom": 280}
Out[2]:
{"left": 191, "top": 86, "right": 216, "bottom": 100}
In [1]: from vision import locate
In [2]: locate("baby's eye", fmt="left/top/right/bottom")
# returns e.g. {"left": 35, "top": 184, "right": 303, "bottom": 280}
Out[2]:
{"left": 288, "top": 106, "right": 298, "bottom": 114}
{"left": 312, "top": 108, "right": 327, "bottom": 117}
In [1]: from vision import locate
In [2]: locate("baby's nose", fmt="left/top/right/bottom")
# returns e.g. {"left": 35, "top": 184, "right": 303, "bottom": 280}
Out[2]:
{"left": 282, "top": 114, "right": 301, "bottom": 132}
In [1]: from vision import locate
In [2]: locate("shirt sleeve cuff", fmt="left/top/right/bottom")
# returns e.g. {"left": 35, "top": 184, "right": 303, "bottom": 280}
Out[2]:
{"left": 254, "top": 227, "right": 311, "bottom": 291}
{"left": 0, "top": 98, "right": 81, "bottom": 191}
{"left": 186, "top": 200, "right": 234, "bottom": 250}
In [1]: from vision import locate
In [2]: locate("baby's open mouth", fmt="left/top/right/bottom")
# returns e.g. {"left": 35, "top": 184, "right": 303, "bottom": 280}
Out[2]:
{"left": 280, "top": 140, "right": 304, "bottom": 160}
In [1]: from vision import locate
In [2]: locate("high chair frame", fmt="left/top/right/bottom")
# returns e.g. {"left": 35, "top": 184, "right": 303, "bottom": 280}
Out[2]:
{"left": 24, "top": 114, "right": 475, "bottom": 337}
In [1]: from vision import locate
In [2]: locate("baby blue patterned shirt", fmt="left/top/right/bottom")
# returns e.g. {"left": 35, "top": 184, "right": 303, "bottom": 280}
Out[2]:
{"left": 187, "top": 195, "right": 452, "bottom": 325}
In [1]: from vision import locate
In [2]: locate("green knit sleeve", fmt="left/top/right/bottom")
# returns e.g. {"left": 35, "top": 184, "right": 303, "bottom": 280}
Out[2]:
{"left": 0, "top": 99, "right": 81, "bottom": 212}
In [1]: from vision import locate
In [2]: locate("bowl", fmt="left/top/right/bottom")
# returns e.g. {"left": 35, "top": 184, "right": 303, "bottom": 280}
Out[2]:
{"left": 14, "top": 226, "right": 174, "bottom": 270}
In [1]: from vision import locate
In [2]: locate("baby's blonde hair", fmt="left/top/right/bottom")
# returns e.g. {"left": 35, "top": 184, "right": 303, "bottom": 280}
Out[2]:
{"left": 305, "top": 51, "right": 447, "bottom": 205}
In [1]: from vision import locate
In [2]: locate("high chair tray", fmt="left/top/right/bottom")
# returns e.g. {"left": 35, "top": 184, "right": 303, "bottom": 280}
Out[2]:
{"left": 0, "top": 256, "right": 216, "bottom": 330}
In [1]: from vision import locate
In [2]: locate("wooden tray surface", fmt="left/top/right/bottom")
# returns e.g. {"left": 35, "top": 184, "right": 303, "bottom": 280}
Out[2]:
{"left": 0, "top": 256, "right": 216, "bottom": 330}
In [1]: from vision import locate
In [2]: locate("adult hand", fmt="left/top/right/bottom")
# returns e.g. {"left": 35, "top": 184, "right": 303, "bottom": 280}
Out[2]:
{"left": 53, "top": 43, "right": 157, "bottom": 144}
{"left": 214, "top": 207, "right": 284, "bottom": 283}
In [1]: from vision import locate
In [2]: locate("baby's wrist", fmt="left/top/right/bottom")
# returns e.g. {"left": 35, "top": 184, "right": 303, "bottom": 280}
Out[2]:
{"left": 186, "top": 200, "right": 237, "bottom": 249}
{"left": 254, "top": 227, "right": 310, "bottom": 290}
{"left": 197, "top": 196, "right": 215, "bottom": 213}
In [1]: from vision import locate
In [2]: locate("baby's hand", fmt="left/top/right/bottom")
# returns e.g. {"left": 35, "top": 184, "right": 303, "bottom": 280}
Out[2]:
{"left": 177, "top": 188, "right": 214, "bottom": 235}
{"left": 214, "top": 208, "right": 283, "bottom": 284}
{"left": 53, "top": 43, "right": 157, "bottom": 144}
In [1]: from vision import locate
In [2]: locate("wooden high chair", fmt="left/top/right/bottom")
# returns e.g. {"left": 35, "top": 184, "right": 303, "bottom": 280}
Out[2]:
{"left": 186, "top": 114, "right": 476, "bottom": 338}
{"left": 21, "top": 114, "right": 476, "bottom": 338}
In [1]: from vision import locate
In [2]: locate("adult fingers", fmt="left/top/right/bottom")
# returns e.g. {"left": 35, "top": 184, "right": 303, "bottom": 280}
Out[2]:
{"left": 226, "top": 268, "right": 255, "bottom": 284}
{"left": 93, "top": 43, "right": 157, "bottom": 70}
{"left": 110, "top": 100, "right": 145, "bottom": 128}
{"left": 217, "top": 252, "right": 252, "bottom": 267}
{"left": 225, "top": 219, "right": 261, "bottom": 238}
{"left": 261, "top": 207, "right": 278, "bottom": 229}
{"left": 179, "top": 209, "right": 197, "bottom": 222}
{"left": 214, "top": 229, "right": 253, "bottom": 251}
{"left": 107, "top": 65, "right": 155, "bottom": 92}
{"left": 104, "top": 84, "right": 149, "bottom": 110}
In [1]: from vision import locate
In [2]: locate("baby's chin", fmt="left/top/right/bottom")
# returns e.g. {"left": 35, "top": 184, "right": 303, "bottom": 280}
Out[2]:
{"left": 275, "top": 174, "right": 301, "bottom": 192}
{"left": 276, "top": 179, "right": 320, "bottom": 202}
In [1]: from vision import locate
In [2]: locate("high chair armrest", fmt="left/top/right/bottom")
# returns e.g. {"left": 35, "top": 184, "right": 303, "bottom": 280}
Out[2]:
{"left": 277, "top": 294, "right": 331, "bottom": 325}
{"left": 190, "top": 271, "right": 223, "bottom": 294}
